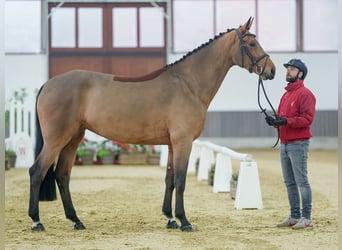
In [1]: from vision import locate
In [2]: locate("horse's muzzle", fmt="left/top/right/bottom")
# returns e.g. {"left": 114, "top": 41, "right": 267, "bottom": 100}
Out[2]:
{"left": 263, "top": 67, "right": 275, "bottom": 80}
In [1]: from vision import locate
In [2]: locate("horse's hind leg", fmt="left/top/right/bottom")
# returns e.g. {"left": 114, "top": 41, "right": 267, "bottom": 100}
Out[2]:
{"left": 29, "top": 147, "right": 59, "bottom": 231}
{"left": 54, "top": 130, "right": 86, "bottom": 230}
{"left": 162, "top": 146, "right": 179, "bottom": 229}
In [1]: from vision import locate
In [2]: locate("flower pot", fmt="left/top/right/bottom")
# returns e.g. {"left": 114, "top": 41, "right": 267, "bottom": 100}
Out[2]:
{"left": 5, "top": 158, "right": 10, "bottom": 170}
{"left": 119, "top": 152, "right": 148, "bottom": 165}
{"left": 147, "top": 155, "right": 160, "bottom": 165}
{"left": 101, "top": 155, "right": 114, "bottom": 165}
{"left": 208, "top": 165, "right": 215, "bottom": 186}
{"left": 230, "top": 179, "right": 238, "bottom": 200}
{"left": 7, "top": 155, "right": 16, "bottom": 168}
{"left": 80, "top": 154, "right": 94, "bottom": 165}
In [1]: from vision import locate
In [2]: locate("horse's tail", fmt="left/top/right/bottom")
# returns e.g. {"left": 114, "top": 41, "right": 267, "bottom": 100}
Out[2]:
{"left": 35, "top": 85, "right": 57, "bottom": 201}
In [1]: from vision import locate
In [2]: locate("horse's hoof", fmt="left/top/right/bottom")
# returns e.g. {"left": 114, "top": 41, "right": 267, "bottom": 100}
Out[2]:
{"left": 166, "top": 220, "right": 179, "bottom": 229}
{"left": 180, "top": 224, "right": 193, "bottom": 232}
{"left": 72, "top": 221, "right": 86, "bottom": 230}
{"left": 31, "top": 222, "right": 45, "bottom": 232}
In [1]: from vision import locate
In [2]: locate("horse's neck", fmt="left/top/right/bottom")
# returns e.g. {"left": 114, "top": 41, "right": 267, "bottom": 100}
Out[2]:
{"left": 176, "top": 33, "right": 235, "bottom": 108}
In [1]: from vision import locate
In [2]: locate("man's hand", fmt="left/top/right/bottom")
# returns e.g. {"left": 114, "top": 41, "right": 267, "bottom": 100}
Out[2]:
{"left": 265, "top": 116, "right": 276, "bottom": 126}
{"left": 275, "top": 117, "right": 287, "bottom": 126}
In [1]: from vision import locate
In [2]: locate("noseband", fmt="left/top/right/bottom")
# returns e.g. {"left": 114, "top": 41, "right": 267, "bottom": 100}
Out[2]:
{"left": 235, "top": 29, "right": 269, "bottom": 75}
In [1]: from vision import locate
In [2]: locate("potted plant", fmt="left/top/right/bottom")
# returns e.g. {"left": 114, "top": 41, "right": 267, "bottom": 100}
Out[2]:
{"left": 230, "top": 172, "right": 239, "bottom": 200}
{"left": 75, "top": 138, "right": 95, "bottom": 165}
{"left": 96, "top": 140, "right": 115, "bottom": 165}
{"left": 146, "top": 145, "right": 161, "bottom": 165}
{"left": 5, "top": 149, "right": 17, "bottom": 168}
{"left": 116, "top": 143, "right": 148, "bottom": 165}
{"left": 208, "top": 163, "right": 215, "bottom": 186}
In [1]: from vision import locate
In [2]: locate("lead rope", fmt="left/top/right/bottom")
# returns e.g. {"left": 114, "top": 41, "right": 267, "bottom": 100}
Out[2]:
{"left": 257, "top": 76, "right": 280, "bottom": 148}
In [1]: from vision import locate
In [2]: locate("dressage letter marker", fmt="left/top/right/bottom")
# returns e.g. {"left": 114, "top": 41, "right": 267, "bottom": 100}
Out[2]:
{"left": 234, "top": 161, "right": 263, "bottom": 209}
{"left": 197, "top": 147, "right": 215, "bottom": 181}
{"left": 213, "top": 153, "right": 232, "bottom": 193}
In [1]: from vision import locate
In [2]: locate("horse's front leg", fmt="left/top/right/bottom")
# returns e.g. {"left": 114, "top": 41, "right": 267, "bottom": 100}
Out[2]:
{"left": 173, "top": 141, "right": 193, "bottom": 232}
{"left": 162, "top": 146, "right": 179, "bottom": 229}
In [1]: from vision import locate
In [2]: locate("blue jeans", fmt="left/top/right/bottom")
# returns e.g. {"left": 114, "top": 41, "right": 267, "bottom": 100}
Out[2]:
{"left": 280, "top": 140, "right": 312, "bottom": 219}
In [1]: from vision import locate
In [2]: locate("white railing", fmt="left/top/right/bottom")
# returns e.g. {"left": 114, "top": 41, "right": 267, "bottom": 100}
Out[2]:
{"left": 5, "top": 101, "right": 35, "bottom": 168}
{"left": 159, "top": 140, "right": 263, "bottom": 209}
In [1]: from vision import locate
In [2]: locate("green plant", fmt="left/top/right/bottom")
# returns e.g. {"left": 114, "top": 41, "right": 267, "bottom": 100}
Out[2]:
{"left": 77, "top": 148, "right": 92, "bottom": 156}
{"left": 96, "top": 140, "right": 114, "bottom": 158}
{"left": 77, "top": 138, "right": 96, "bottom": 156}
{"left": 231, "top": 172, "right": 239, "bottom": 182}
{"left": 5, "top": 149, "right": 16, "bottom": 157}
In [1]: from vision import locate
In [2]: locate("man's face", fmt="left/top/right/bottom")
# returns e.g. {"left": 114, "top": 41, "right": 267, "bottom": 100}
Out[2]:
{"left": 286, "top": 66, "right": 302, "bottom": 83}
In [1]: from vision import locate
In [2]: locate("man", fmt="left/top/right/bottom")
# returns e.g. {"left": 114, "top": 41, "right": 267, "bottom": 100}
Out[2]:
{"left": 266, "top": 59, "right": 316, "bottom": 229}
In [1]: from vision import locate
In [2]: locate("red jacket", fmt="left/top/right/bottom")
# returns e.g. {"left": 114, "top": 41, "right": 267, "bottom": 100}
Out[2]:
{"left": 277, "top": 80, "right": 316, "bottom": 144}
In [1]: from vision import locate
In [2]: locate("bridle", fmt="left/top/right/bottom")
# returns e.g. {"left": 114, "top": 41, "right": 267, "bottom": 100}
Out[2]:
{"left": 235, "top": 28, "right": 269, "bottom": 75}
{"left": 235, "top": 28, "right": 280, "bottom": 147}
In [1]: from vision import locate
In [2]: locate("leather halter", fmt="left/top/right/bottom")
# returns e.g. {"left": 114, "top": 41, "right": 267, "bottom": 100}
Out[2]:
{"left": 235, "top": 29, "right": 269, "bottom": 75}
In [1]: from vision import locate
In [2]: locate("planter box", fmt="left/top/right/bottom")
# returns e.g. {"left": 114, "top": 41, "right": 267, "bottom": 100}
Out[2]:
{"left": 5, "top": 158, "right": 10, "bottom": 170}
{"left": 119, "top": 153, "right": 148, "bottom": 165}
{"left": 6, "top": 156, "right": 16, "bottom": 168}
{"left": 230, "top": 179, "right": 238, "bottom": 200}
{"left": 101, "top": 155, "right": 114, "bottom": 165}
{"left": 208, "top": 165, "right": 215, "bottom": 186}
{"left": 147, "top": 155, "right": 160, "bottom": 165}
{"left": 80, "top": 155, "right": 94, "bottom": 166}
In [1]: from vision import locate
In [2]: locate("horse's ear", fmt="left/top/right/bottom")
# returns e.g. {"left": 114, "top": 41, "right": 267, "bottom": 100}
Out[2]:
{"left": 240, "top": 17, "right": 254, "bottom": 34}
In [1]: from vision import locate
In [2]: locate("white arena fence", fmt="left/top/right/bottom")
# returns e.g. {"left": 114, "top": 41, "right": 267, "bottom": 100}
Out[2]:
{"left": 159, "top": 139, "right": 263, "bottom": 209}
{"left": 5, "top": 101, "right": 35, "bottom": 168}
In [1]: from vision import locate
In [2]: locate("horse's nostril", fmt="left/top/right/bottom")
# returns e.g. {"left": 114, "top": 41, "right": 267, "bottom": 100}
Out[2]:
{"left": 266, "top": 68, "right": 275, "bottom": 80}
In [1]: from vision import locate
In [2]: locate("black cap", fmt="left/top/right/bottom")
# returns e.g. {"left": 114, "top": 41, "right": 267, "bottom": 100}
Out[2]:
{"left": 283, "top": 59, "right": 308, "bottom": 79}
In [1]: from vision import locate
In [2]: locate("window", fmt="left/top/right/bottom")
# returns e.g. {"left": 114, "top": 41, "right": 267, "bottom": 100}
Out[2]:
{"left": 5, "top": 0, "right": 41, "bottom": 53}
{"left": 173, "top": 0, "right": 214, "bottom": 52}
{"left": 51, "top": 7, "right": 76, "bottom": 48}
{"left": 257, "top": 0, "right": 296, "bottom": 51}
{"left": 172, "top": 0, "right": 337, "bottom": 53}
{"left": 78, "top": 8, "right": 103, "bottom": 48}
{"left": 139, "top": 7, "right": 164, "bottom": 47}
{"left": 303, "top": 0, "right": 337, "bottom": 51}
{"left": 216, "top": 0, "right": 256, "bottom": 34}
{"left": 112, "top": 8, "right": 137, "bottom": 48}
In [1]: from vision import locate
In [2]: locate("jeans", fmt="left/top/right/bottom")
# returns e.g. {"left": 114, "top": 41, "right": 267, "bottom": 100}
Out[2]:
{"left": 280, "top": 140, "right": 312, "bottom": 219}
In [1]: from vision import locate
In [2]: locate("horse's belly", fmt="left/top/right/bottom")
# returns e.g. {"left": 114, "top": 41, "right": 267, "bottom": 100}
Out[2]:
{"left": 86, "top": 113, "right": 170, "bottom": 145}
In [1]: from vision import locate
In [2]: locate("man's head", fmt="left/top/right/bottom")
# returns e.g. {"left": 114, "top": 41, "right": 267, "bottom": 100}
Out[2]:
{"left": 283, "top": 59, "right": 308, "bottom": 83}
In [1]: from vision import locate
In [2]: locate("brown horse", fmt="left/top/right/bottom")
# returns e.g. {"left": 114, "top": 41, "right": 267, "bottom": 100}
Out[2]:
{"left": 29, "top": 17, "right": 275, "bottom": 232}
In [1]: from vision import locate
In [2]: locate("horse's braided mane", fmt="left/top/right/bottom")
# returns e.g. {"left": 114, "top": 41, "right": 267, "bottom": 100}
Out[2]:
{"left": 113, "top": 28, "right": 233, "bottom": 82}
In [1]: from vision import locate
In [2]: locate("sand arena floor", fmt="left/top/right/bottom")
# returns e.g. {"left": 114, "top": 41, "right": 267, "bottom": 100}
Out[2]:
{"left": 5, "top": 149, "right": 337, "bottom": 249}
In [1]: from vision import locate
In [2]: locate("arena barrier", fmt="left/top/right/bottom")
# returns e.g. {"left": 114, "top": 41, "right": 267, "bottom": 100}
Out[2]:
{"left": 189, "top": 140, "right": 263, "bottom": 209}
{"left": 5, "top": 102, "right": 35, "bottom": 168}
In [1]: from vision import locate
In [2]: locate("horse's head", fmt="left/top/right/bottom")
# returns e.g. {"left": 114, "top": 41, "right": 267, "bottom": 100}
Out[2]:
{"left": 232, "top": 17, "right": 276, "bottom": 80}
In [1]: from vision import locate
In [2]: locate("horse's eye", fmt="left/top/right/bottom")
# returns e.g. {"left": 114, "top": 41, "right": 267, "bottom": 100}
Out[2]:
{"left": 249, "top": 42, "right": 256, "bottom": 47}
